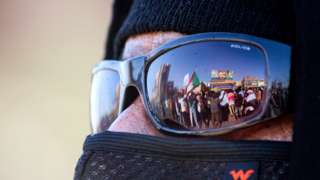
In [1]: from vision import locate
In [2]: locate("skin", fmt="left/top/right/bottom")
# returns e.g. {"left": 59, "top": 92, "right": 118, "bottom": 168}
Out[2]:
{"left": 109, "top": 32, "right": 293, "bottom": 141}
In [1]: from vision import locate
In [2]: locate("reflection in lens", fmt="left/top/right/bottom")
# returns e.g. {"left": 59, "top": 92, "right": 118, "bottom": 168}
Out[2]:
{"left": 91, "top": 70, "right": 120, "bottom": 134}
{"left": 146, "top": 41, "right": 269, "bottom": 130}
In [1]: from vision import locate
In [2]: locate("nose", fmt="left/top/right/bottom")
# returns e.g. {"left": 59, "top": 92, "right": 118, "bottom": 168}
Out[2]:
{"left": 108, "top": 96, "right": 164, "bottom": 137}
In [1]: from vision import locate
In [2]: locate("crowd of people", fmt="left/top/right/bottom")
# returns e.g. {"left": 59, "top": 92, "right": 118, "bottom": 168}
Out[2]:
{"left": 153, "top": 78, "right": 288, "bottom": 130}
{"left": 166, "top": 87, "right": 264, "bottom": 129}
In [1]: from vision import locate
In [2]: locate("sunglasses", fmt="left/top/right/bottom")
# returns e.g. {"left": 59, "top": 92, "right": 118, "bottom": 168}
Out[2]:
{"left": 90, "top": 32, "right": 291, "bottom": 136}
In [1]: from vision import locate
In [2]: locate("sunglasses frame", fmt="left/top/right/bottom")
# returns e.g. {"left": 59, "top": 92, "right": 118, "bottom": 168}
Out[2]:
{"left": 91, "top": 32, "right": 291, "bottom": 136}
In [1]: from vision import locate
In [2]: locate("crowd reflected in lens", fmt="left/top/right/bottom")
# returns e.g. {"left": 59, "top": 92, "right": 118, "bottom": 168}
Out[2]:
{"left": 146, "top": 41, "right": 288, "bottom": 130}
{"left": 149, "top": 64, "right": 270, "bottom": 129}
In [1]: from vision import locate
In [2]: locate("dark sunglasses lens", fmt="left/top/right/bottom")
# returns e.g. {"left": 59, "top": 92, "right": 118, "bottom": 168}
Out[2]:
{"left": 91, "top": 70, "right": 120, "bottom": 134}
{"left": 146, "top": 41, "right": 267, "bottom": 130}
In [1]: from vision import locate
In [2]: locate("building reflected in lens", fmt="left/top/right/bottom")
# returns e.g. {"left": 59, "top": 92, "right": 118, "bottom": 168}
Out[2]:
{"left": 150, "top": 64, "right": 171, "bottom": 119}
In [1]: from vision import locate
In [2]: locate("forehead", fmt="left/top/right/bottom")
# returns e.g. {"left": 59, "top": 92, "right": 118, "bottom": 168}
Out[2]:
{"left": 121, "top": 32, "right": 184, "bottom": 59}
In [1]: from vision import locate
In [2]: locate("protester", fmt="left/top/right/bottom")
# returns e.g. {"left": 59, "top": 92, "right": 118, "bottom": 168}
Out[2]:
{"left": 178, "top": 95, "right": 189, "bottom": 127}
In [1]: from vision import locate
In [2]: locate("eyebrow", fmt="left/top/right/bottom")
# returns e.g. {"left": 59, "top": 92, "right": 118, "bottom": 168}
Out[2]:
{"left": 121, "top": 41, "right": 153, "bottom": 60}
{"left": 121, "top": 32, "right": 184, "bottom": 60}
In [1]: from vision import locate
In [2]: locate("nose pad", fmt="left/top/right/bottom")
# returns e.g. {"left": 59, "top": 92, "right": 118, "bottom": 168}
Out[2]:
{"left": 122, "top": 86, "right": 140, "bottom": 111}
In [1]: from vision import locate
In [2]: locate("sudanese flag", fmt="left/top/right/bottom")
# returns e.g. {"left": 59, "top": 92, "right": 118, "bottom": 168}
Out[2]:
{"left": 186, "top": 72, "right": 200, "bottom": 93}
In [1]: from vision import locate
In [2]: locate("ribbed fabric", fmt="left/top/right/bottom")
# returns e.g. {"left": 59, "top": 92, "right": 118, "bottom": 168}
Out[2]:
{"left": 112, "top": 0, "right": 294, "bottom": 58}
{"left": 83, "top": 131, "right": 291, "bottom": 161}
{"left": 74, "top": 131, "right": 292, "bottom": 180}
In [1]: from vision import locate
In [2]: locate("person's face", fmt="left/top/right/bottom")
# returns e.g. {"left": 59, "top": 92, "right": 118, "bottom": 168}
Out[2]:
{"left": 196, "top": 95, "right": 201, "bottom": 101}
{"left": 108, "top": 31, "right": 293, "bottom": 141}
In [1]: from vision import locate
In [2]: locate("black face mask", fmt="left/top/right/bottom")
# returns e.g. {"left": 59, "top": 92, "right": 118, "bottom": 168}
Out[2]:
{"left": 74, "top": 131, "right": 291, "bottom": 180}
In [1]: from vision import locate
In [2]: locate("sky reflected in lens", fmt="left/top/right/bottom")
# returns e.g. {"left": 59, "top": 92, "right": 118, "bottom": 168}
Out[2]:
{"left": 91, "top": 70, "right": 120, "bottom": 133}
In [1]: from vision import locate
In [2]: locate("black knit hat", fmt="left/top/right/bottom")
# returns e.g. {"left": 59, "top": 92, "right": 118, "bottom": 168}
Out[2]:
{"left": 105, "top": 0, "right": 295, "bottom": 59}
